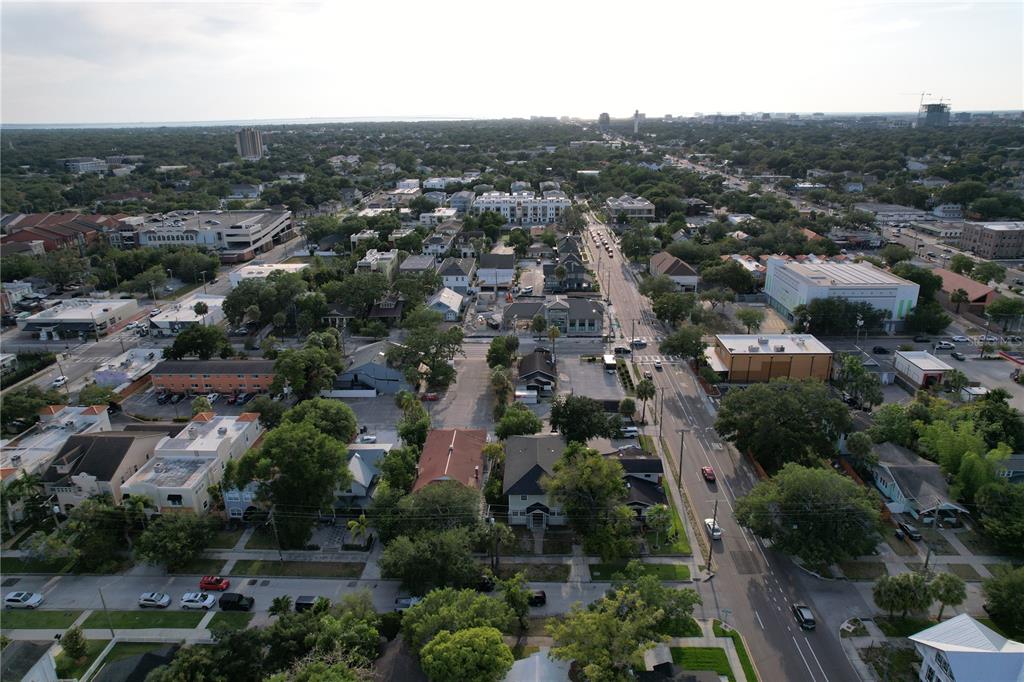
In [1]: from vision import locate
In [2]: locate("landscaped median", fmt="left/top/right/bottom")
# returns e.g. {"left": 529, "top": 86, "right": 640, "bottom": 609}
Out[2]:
{"left": 493, "top": 563, "right": 571, "bottom": 582}
{"left": 229, "top": 560, "right": 364, "bottom": 578}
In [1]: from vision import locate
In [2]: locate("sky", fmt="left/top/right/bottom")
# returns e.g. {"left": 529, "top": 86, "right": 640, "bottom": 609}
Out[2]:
{"left": 1, "top": 0, "right": 1022, "bottom": 125}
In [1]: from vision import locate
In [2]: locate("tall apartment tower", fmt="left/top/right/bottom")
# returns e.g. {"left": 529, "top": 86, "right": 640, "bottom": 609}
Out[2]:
{"left": 919, "top": 103, "right": 951, "bottom": 128}
{"left": 598, "top": 112, "right": 610, "bottom": 125}
{"left": 633, "top": 109, "right": 640, "bottom": 136}
{"left": 236, "top": 127, "right": 263, "bottom": 160}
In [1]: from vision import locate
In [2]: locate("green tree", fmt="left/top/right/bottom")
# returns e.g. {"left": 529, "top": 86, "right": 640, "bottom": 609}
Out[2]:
{"left": 231, "top": 421, "right": 350, "bottom": 548}
{"left": 547, "top": 325, "right": 560, "bottom": 363}
{"left": 191, "top": 395, "right": 212, "bottom": 416}
{"left": 976, "top": 481, "right": 1024, "bottom": 557}
{"left": 868, "top": 403, "right": 915, "bottom": 446}
{"left": 248, "top": 394, "right": 286, "bottom": 428}
{"left": 880, "top": 244, "right": 913, "bottom": 266}
{"left": 982, "top": 566, "right": 1024, "bottom": 637}
{"left": 134, "top": 513, "right": 216, "bottom": 571}
{"left": 645, "top": 504, "right": 671, "bottom": 549}
{"left": 872, "top": 574, "right": 904, "bottom": 618}
{"left": 347, "top": 513, "right": 369, "bottom": 545}
{"left": 531, "top": 314, "right": 546, "bottom": 334}
{"left": 549, "top": 395, "right": 620, "bottom": 444}
{"left": 835, "top": 355, "right": 884, "bottom": 409}
{"left": 700, "top": 259, "right": 755, "bottom": 294}
{"left": 164, "top": 324, "right": 229, "bottom": 360}
{"left": 495, "top": 402, "right": 542, "bottom": 439}
{"left": 76, "top": 382, "right": 118, "bottom": 407}
{"left": 379, "top": 446, "right": 420, "bottom": 493}
{"left": 58, "top": 497, "right": 129, "bottom": 571}
{"left": 652, "top": 293, "right": 695, "bottom": 327}
{"left": 42, "top": 249, "right": 89, "bottom": 289}
{"left": 544, "top": 443, "right": 627, "bottom": 540}
{"left": 269, "top": 595, "right": 294, "bottom": 616}
{"left": 283, "top": 398, "right": 358, "bottom": 444}
{"left": 638, "top": 274, "right": 676, "bottom": 300}
{"left": 660, "top": 326, "right": 706, "bottom": 363}
{"left": 985, "top": 297, "right": 1024, "bottom": 332}
{"left": 635, "top": 379, "right": 656, "bottom": 423}
{"left": 611, "top": 560, "right": 702, "bottom": 635}
{"left": 844, "top": 431, "right": 877, "bottom": 469}
{"left": 397, "top": 398, "right": 431, "bottom": 449}
{"left": 485, "top": 336, "right": 516, "bottom": 369}
{"left": 972, "top": 261, "right": 1007, "bottom": 285}
{"left": 498, "top": 571, "right": 531, "bottom": 629}
{"left": 401, "top": 588, "right": 514, "bottom": 651}
{"left": 944, "top": 368, "right": 969, "bottom": 394}
{"left": 273, "top": 346, "right": 341, "bottom": 401}
{"left": 735, "top": 464, "right": 882, "bottom": 566}
{"left": 699, "top": 287, "right": 734, "bottom": 311}
{"left": 618, "top": 397, "right": 636, "bottom": 419}
{"left": 715, "top": 379, "right": 852, "bottom": 473}
{"left": 736, "top": 307, "right": 765, "bottom": 333}
{"left": 931, "top": 572, "right": 967, "bottom": 620}
{"left": 949, "top": 288, "right": 970, "bottom": 313}
{"left": 61, "top": 626, "right": 88, "bottom": 661}
{"left": 420, "top": 626, "right": 513, "bottom": 682}
{"left": 490, "top": 366, "right": 513, "bottom": 406}
{"left": 387, "top": 307, "right": 464, "bottom": 388}
{"left": 193, "top": 300, "right": 210, "bottom": 325}
{"left": 949, "top": 254, "right": 974, "bottom": 276}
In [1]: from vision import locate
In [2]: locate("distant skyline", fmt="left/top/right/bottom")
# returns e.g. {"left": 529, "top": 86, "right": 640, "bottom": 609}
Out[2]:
{"left": 2, "top": 0, "right": 1021, "bottom": 125}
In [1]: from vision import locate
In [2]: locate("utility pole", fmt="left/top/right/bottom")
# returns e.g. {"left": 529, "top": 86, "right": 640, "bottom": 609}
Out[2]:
{"left": 708, "top": 499, "right": 720, "bottom": 572}
{"left": 658, "top": 387, "right": 665, "bottom": 439}
{"left": 269, "top": 511, "right": 284, "bottom": 561}
{"left": 923, "top": 546, "right": 933, "bottom": 575}
{"left": 97, "top": 587, "right": 115, "bottom": 639}
{"left": 677, "top": 427, "right": 686, "bottom": 490}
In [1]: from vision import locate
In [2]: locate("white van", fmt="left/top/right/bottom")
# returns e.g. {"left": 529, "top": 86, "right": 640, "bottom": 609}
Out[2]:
{"left": 620, "top": 426, "right": 639, "bottom": 438}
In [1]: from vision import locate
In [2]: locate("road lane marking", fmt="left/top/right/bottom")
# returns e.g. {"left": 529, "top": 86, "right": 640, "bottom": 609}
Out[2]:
{"left": 755, "top": 610, "right": 765, "bottom": 630}
{"left": 805, "top": 638, "right": 830, "bottom": 681}
{"left": 792, "top": 636, "right": 817, "bottom": 681}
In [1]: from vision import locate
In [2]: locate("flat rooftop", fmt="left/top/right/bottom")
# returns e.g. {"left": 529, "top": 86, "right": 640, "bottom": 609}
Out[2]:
{"left": 151, "top": 294, "right": 224, "bottom": 324}
{"left": 717, "top": 334, "right": 832, "bottom": 355}
{"left": 129, "top": 456, "right": 215, "bottom": 488}
{"left": 157, "top": 415, "right": 255, "bottom": 455}
{"left": 231, "top": 263, "right": 308, "bottom": 279}
{"left": 776, "top": 260, "right": 913, "bottom": 287}
{"left": 140, "top": 209, "right": 289, "bottom": 233}
{"left": 896, "top": 351, "right": 953, "bottom": 371}
{"left": 24, "top": 298, "right": 135, "bottom": 322}
{"left": 968, "top": 221, "right": 1024, "bottom": 232}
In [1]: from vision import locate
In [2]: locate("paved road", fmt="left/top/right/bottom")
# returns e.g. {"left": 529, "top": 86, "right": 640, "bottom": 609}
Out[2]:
{"left": 584, "top": 218, "right": 863, "bottom": 682}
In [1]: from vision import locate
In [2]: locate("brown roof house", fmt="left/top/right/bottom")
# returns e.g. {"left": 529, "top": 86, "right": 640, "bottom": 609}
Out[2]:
{"left": 933, "top": 268, "right": 997, "bottom": 316}
{"left": 412, "top": 428, "right": 487, "bottom": 493}
{"left": 649, "top": 251, "right": 699, "bottom": 291}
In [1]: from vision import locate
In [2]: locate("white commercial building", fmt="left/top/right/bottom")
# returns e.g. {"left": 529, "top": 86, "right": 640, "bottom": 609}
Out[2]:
{"left": 228, "top": 263, "right": 309, "bottom": 288}
{"left": 149, "top": 293, "right": 225, "bottom": 336}
{"left": 605, "top": 195, "right": 656, "bottom": 220}
{"left": 893, "top": 351, "right": 952, "bottom": 389}
{"left": 0, "top": 405, "right": 112, "bottom": 482}
{"left": 93, "top": 347, "right": 165, "bottom": 390}
{"left": 765, "top": 257, "right": 920, "bottom": 332}
{"left": 854, "top": 202, "right": 929, "bottom": 223}
{"left": 472, "top": 191, "right": 570, "bottom": 226}
{"left": 18, "top": 298, "right": 140, "bottom": 340}
{"left": 135, "top": 210, "right": 293, "bottom": 263}
{"left": 419, "top": 207, "right": 459, "bottom": 227}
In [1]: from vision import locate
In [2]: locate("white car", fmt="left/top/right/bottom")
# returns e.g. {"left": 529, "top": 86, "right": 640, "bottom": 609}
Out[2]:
{"left": 4, "top": 591, "right": 44, "bottom": 609}
{"left": 951, "top": 336, "right": 969, "bottom": 343}
{"left": 138, "top": 592, "right": 171, "bottom": 609}
{"left": 51, "top": 376, "right": 68, "bottom": 388}
{"left": 935, "top": 341, "right": 955, "bottom": 350}
{"left": 205, "top": 393, "right": 220, "bottom": 404}
{"left": 704, "top": 518, "right": 723, "bottom": 541}
{"left": 180, "top": 592, "right": 216, "bottom": 610}
{"left": 359, "top": 434, "right": 378, "bottom": 444}
{"left": 394, "top": 597, "right": 422, "bottom": 612}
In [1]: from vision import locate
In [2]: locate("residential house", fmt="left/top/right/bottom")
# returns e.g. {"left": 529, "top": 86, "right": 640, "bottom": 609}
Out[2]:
{"left": 909, "top": 614, "right": 1024, "bottom": 682}
{"left": 426, "top": 287, "right": 464, "bottom": 321}
{"left": 332, "top": 341, "right": 411, "bottom": 395}
{"left": 42, "top": 432, "right": 165, "bottom": 512}
{"left": 933, "top": 268, "right": 996, "bottom": 315}
{"left": 543, "top": 253, "right": 592, "bottom": 293}
{"left": 606, "top": 194, "right": 656, "bottom": 220}
{"left": 556, "top": 235, "right": 583, "bottom": 258}
{"left": 438, "top": 257, "right": 476, "bottom": 293}
{"left": 398, "top": 254, "right": 438, "bottom": 276}
{"left": 722, "top": 254, "right": 766, "bottom": 283}
{"left": 337, "top": 443, "right": 392, "bottom": 509}
{"left": 150, "top": 360, "right": 276, "bottom": 395}
{"left": 412, "top": 429, "right": 488, "bottom": 493}
{"left": 872, "top": 442, "right": 968, "bottom": 521}
{"left": 357, "top": 248, "right": 400, "bottom": 279}
{"left": 503, "top": 297, "right": 604, "bottom": 336}
{"left": 420, "top": 207, "right": 458, "bottom": 227}
{"left": 996, "top": 454, "right": 1024, "bottom": 484}
{"left": 449, "top": 190, "right": 476, "bottom": 214}
{"left": 367, "top": 293, "right": 405, "bottom": 327}
{"left": 1, "top": 640, "right": 58, "bottom": 682}
{"left": 422, "top": 233, "right": 455, "bottom": 259}
{"left": 502, "top": 434, "right": 566, "bottom": 528}
{"left": 518, "top": 348, "right": 556, "bottom": 393}
{"left": 454, "top": 230, "right": 485, "bottom": 259}
{"left": 527, "top": 243, "right": 555, "bottom": 259}
{"left": 604, "top": 449, "right": 667, "bottom": 520}
{"left": 227, "top": 184, "right": 263, "bottom": 200}
{"left": 350, "top": 229, "right": 379, "bottom": 248}
{"left": 477, "top": 253, "right": 515, "bottom": 289}
{"left": 649, "top": 251, "right": 699, "bottom": 291}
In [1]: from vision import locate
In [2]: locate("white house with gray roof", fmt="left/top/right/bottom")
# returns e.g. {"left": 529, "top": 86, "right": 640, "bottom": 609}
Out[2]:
{"left": 909, "top": 614, "right": 1024, "bottom": 682}
{"left": 426, "top": 287, "right": 464, "bottom": 321}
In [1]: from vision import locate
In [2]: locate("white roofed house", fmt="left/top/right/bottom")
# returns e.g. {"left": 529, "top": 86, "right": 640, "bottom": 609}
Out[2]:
{"left": 909, "top": 614, "right": 1024, "bottom": 682}
{"left": 426, "top": 287, "right": 464, "bottom": 321}
{"left": 335, "top": 443, "right": 392, "bottom": 510}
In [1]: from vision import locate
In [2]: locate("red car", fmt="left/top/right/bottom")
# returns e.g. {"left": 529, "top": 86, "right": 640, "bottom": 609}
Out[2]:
{"left": 420, "top": 392, "right": 439, "bottom": 401}
{"left": 701, "top": 466, "right": 716, "bottom": 482}
{"left": 199, "top": 576, "right": 230, "bottom": 591}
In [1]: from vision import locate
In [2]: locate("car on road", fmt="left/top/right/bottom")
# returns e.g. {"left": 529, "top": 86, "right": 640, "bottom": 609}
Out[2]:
{"left": 205, "top": 393, "right": 220, "bottom": 404}
{"left": 199, "top": 576, "right": 230, "bottom": 591}
{"left": 218, "top": 593, "right": 254, "bottom": 611}
{"left": 180, "top": 592, "right": 216, "bottom": 610}
{"left": 654, "top": 360, "right": 663, "bottom": 370}
{"left": 619, "top": 426, "right": 639, "bottom": 439}
{"left": 138, "top": 592, "right": 171, "bottom": 609}
{"left": 935, "top": 341, "right": 955, "bottom": 350}
{"left": 150, "top": 308, "right": 161, "bottom": 317}
{"left": 704, "top": 518, "right": 722, "bottom": 540}
{"left": 528, "top": 590, "right": 547, "bottom": 607}
{"left": 951, "top": 352, "right": 966, "bottom": 361}
{"left": 792, "top": 604, "right": 816, "bottom": 630}
{"left": 358, "top": 434, "right": 378, "bottom": 443}
{"left": 643, "top": 370, "right": 653, "bottom": 380}
{"left": 4, "top": 592, "right": 44, "bottom": 609}
{"left": 630, "top": 338, "right": 647, "bottom": 348}
{"left": 913, "top": 335, "right": 931, "bottom": 343}
{"left": 951, "top": 336, "right": 969, "bottom": 343}
{"left": 898, "top": 521, "right": 922, "bottom": 541}
{"left": 394, "top": 597, "right": 422, "bottom": 612}
{"left": 872, "top": 346, "right": 889, "bottom": 354}
{"left": 51, "top": 375, "right": 68, "bottom": 387}
{"left": 613, "top": 346, "right": 631, "bottom": 355}
{"left": 701, "top": 466, "right": 716, "bottom": 482}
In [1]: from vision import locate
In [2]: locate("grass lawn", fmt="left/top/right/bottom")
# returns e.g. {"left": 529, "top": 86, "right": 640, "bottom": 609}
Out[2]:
{"left": 282, "top": 256, "right": 312, "bottom": 264}
{"left": 838, "top": 561, "right": 888, "bottom": 581}
{"left": 1, "top": 609, "right": 82, "bottom": 629}
{"left": 590, "top": 561, "right": 690, "bottom": 581}
{"left": 984, "top": 562, "right": 1017, "bottom": 577}
{"left": 859, "top": 644, "right": 920, "bottom": 682}
{"left": 103, "top": 641, "right": 168, "bottom": 665}
{"left": 956, "top": 529, "right": 999, "bottom": 556}
{"left": 208, "top": 611, "right": 253, "bottom": 631}
{"left": 208, "top": 529, "right": 245, "bottom": 549}
{"left": 230, "top": 560, "right": 364, "bottom": 578}
{"left": 883, "top": 532, "right": 919, "bottom": 558}
{"left": 944, "top": 563, "right": 983, "bottom": 581}
{"left": 170, "top": 282, "right": 201, "bottom": 298}
{"left": 671, "top": 647, "right": 735, "bottom": 682}
{"left": 541, "top": 532, "right": 576, "bottom": 555}
{"left": 0, "top": 556, "right": 74, "bottom": 574}
{"left": 649, "top": 479, "right": 692, "bottom": 556}
{"left": 81, "top": 610, "right": 204, "bottom": 629}
{"left": 168, "top": 558, "right": 226, "bottom": 575}
{"left": 875, "top": 616, "right": 936, "bottom": 638}
{"left": 842, "top": 619, "right": 869, "bottom": 638}
{"left": 713, "top": 620, "right": 756, "bottom": 682}
{"left": 920, "top": 528, "right": 958, "bottom": 556}
{"left": 638, "top": 434, "right": 656, "bottom": 453}
{"left": 495, "top": 563, "right": 570, "bottom": 582}
{"left": 244, "top": 529, "right": 279, "bottom": 550}
{"left": 56, "top": 639, "right": 109, "bottom": 679}
{"left": 663, "top": 616, "right": 702, "bottom": 637}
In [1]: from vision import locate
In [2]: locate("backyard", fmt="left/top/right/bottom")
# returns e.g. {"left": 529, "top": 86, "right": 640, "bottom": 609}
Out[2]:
{"left": 55, "top": 639, "right": 109, "bottom": 679}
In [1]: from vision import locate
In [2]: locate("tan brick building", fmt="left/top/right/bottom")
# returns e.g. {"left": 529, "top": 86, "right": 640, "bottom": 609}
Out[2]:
{"left": 705, "top": 334, "right": 833, "bottom": 383}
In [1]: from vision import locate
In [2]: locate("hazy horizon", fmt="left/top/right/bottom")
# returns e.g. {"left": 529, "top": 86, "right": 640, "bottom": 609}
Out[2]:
{"left": 2, "top": 0, "right": 1021, "bottom": 125}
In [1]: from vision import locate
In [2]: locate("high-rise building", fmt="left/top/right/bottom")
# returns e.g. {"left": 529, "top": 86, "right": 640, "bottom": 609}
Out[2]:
{"left": 598, "top": 112, "right": 610, "bottom": 125}
{"left": 235, "top": 127, "right": 263, "bottom": 160}
{"left": 633, "top": 109, "right": 640, "bottom": 136}
{"left": 919, "top": 103, "right": 951, "bottom": 128}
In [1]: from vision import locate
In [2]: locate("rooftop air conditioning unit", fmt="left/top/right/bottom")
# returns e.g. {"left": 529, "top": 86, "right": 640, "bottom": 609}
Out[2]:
{"left": 774, "top": 345, "right": 786, "bottom": 352}
{"left": 758, "top": 336, "right": 769, "bottom": 344}
{"left": 748, "top": 344, "right": 760, "bottom": 352}
{"left": 11, "top": 454, "right": 22, "bottom": 466}
{"left": 217, "top": 427, "right": 227, "bottom": 435}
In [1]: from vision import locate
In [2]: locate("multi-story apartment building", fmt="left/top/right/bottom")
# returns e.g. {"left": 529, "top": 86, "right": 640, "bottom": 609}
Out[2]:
{"left": 151, "top": 359, "right": 276, "bottom": 395}
{"left": 235, "top": 127, "right": 263, "bottom": 160}
{"left": 959, "top": 222, "right": 1024, "bottom": 259}
{"left": 135, "top": 210, "right": 293, "bottom": 263}
{"left": 472, "top": 191, "right": 570, "bottom": 226}
{"left": 58, "top": 157, "right": 108, "bottom": 174}
{"left": 419, "top": 207, "right": 458, "bottom": 227}
{"left": 356, "top": 249, "right": 400, "bottom": 279}
{"left": 605, "top": 194, "right": 656, "bottom": 220}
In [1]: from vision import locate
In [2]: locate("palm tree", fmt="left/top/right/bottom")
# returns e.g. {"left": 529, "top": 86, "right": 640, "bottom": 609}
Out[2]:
{"left": 193, "top": 301, "right": 209, "bottom": 326}
{"left": 491, "top": 366, "right": 513, "bottom": 405}
{"left": 636, "top": 379, "right": 656, "bottom": 424}
{"left": 547, "top": 326, "right": 561, "bottom": 363}
{"left": 395, "top": 390, "right": 416, "bottom": 413}
{"left": 950, "top": 288, "right": 969, "bottom": 314}
{"left": 347, "top": 514, "right": 369, "bottom": 545}
{"left": 554, "top": 264, "right": 567, "bottom": 291}
{"left": 269, "top": 595, "right": 293, "bottom": 616}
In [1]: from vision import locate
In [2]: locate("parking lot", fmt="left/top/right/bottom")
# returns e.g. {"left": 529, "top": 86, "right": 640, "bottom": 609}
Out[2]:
{"left": 121, "top": 386, "right": 292, "bottom": 420}
{"left": 560, "top": 353, "right": 625, "bottom": 402}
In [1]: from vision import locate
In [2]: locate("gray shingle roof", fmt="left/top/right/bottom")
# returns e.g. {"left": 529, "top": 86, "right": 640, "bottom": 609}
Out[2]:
{"left": 503, "top": 434, "right": 564, "bottom": 495}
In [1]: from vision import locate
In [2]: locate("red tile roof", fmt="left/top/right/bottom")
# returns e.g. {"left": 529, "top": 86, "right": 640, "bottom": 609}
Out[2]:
{"left": 933, "top": 268, "right": 996, "bottom": 303}
{"left": 412, "top": 429, "right": 488, "bottom": 492}
{"left": 192, "top": 412, "right": 215, "bottom": 422}
{"left": 237, "top": 413, "right": 260, "bottom": 422}
{"left": 81, "top": 405, "right": 106, "bottom": 415}
{"left": 38, "top": 405, "right": 64, "bottom": 416}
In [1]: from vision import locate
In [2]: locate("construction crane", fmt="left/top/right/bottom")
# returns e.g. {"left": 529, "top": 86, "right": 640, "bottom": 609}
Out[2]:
{"left": 900, "top": 91, "right": 932, "bottom": 109}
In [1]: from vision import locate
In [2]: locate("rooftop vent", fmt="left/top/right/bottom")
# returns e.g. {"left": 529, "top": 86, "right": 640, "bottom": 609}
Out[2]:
{"left": 217, "top": 427, "right": 227, "bottom": 436}
{"left": 748, "top": 344, "right": 760, "bottom": 352}
{"left": 758, "top": 336, "right": 769, "bottom": 344}
{"left": 774, "top": 345, "right": 786, "bottom": 352}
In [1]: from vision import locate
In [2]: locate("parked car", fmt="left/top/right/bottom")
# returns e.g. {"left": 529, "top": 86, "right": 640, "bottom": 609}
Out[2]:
{"left": 394, "top": 597, "right": 422, "bottom": 612}
{"left": 51, "top": 375, "right": 68, "bottom": 387}
{"left": 528, "top": 590, "right": 547, "bottom": 607}
{"left": 613, "top": 346, "right": 631, "bottom": 355}
{"left": 951, "top": 336, "right": 969, "bottom": 343}
{"left": 951, "top": 352, "right": 966, "bottom": 361}
{"left": 169, "top": 393, "right": 185, "bottom": 404}
{"left": 420, "top": 392, "right": 439, "bottom": 402}
{"left": 935, "top": 341, "right": 955, "bottom": 350}
{"left": 358, "top": 434, "right": 378, "bottom": 443}
{"left": 872, "top": 346, "right": 889, "bottom": 354}
{"left": 235, "top": 393, "right": 252, "bottom": 405}
{"left": 701, "top": 466, "right": 716, "bottom": 482}
{"left": 643, "top": 370, "right": 653, "bottom": 380}
{"left": 476, "top": 575, "right": 496, "bottom": 593}
{"left": 4, "top": 592, "right": 43, "bottom": 609}
{"left": 156, "top": 392, "right": 172, "bottom": 405}
{"left": 294, "top": 596, "right": 318, "bottom": 612}
{"left": 138, "top": 592, "right": 171, "bottom": 609}
{"left": 619, "top": 426, "right": 639, "bottom": 439}
{"left": 913, "top": 336, "right": 931, "bottom": 343}
{"left": 898, "top": 521, "right": 922, "bottom": 541}
{"left": 792, "top": 604, "right": 816, "bottom": 630}
{"left": 180, "top": 593, "right": 216, "bottom": 610}
{"left": 218, "top": 593, "right": 254, "bottom": 612}
{"left": 149, "top": 308, "right": 161, "bottom": 317}
{"left": 205, "top": 393, "right": 220, "bottom": 404}
{"left": 199, "top": 576, "right": 230, "bottom": 591}
{"left": 226, "top": 394, "right": 239, "bottom": 405}
{"left": 704, "top": 518, "right": 723, "bottom": 540}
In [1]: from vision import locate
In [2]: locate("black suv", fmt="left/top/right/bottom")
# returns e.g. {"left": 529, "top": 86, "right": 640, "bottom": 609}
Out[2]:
{"left": 792, "top": 604, "right": 816, "bottom": 630}
{"left": 528, "top": 590, "right": 546, "bottom": 607}
{"left": 898, "top": 521, "right": 922, "bottom": 541}
{"left": 219, "top": 593, "right": 255, "bottom": 611}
